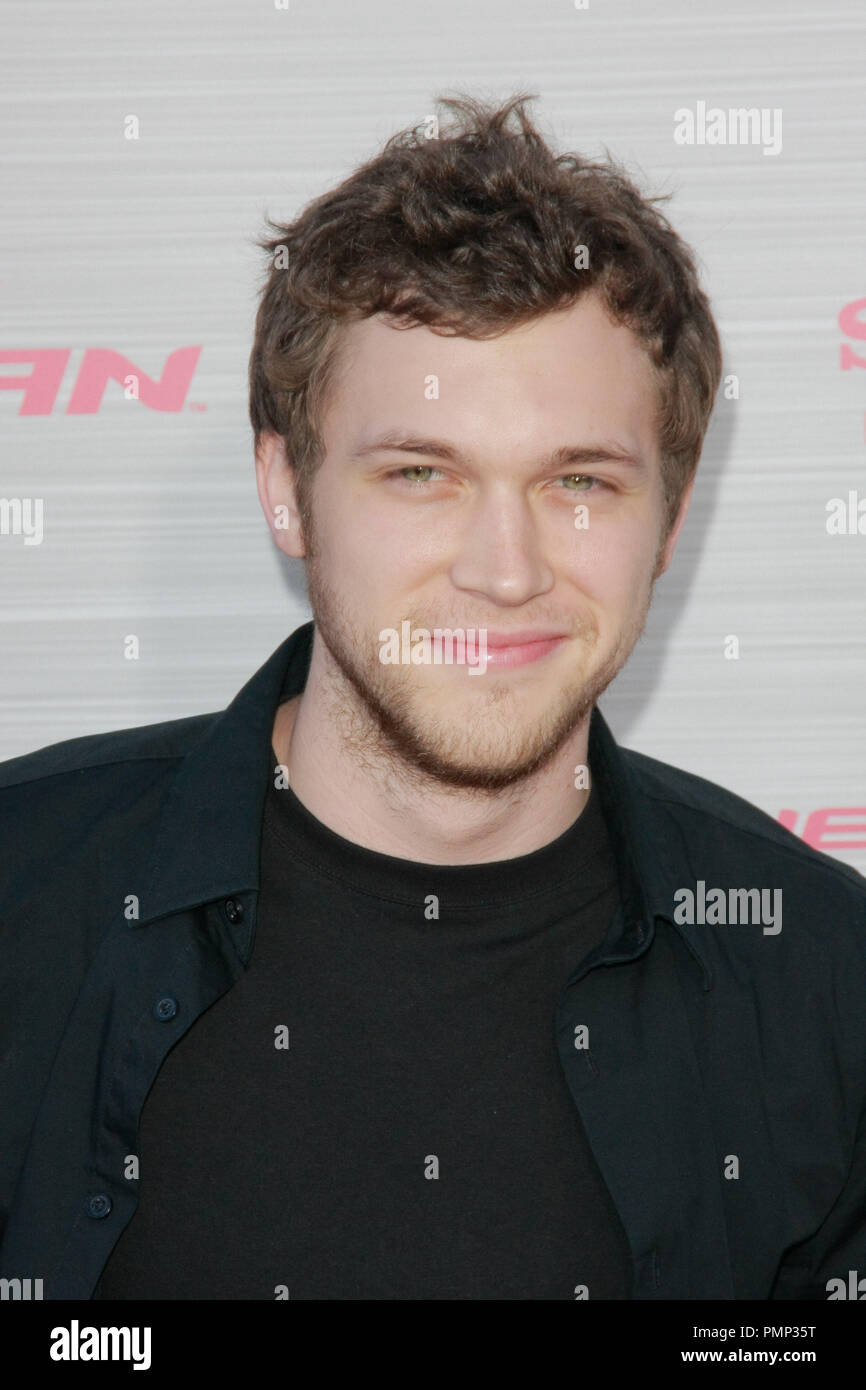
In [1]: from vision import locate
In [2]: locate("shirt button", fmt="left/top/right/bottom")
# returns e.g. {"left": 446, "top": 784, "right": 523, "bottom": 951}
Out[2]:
{"left": 153, "top": 995, "right": 179, "bottom": 1021}
{"left": 224, "top": 898, "right": 244, "bottom": 924}
{"left": 86, "top": 1193, "right": 112, "bottom": 1219}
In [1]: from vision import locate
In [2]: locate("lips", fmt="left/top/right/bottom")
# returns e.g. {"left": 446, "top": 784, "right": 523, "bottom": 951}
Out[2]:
{"left": 480, "top": 633, "right": 568, "bottom": 668}
{"left": 483, "top": 630, "right": 569, "bottom": 649}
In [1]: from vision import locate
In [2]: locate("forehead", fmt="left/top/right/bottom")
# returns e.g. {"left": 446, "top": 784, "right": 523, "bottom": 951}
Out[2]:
{"left": 323, "top": 291, "right": 661, "bottom": 466}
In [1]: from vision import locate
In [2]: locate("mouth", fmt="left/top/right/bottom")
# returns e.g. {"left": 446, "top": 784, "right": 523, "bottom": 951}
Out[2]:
{"left": 481, "top": 633, "right": 569, "bottom": 668}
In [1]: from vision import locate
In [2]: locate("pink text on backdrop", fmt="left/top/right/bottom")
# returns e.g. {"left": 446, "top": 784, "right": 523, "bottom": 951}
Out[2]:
{"left": 778, "top": 808, "right": 866, "bottom": 851}
{"left": 839, "top": 298, "right": 866, "bottom": 369}
{"left": 0, "top": 348, "right": 202, "bottom": 413}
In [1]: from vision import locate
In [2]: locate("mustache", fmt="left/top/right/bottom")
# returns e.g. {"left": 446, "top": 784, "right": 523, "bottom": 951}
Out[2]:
{"left": 380, "top": 614, "right": 596, "bottom": 638}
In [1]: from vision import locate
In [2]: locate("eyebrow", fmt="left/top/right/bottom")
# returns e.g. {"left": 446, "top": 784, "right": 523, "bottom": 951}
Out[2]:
{"left": 349, "top": 431, "right": 646, "bottom": 472}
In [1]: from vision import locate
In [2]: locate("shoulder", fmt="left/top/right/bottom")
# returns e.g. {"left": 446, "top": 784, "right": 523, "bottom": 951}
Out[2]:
{"left": 624, "top": 744, "right": 866, "bottom": 896}
{"left": 0, "top": 712, "right": 217, "bottom": 792}
{"left": 621, "top": 744, "right": 866, "bottom": 987}
{"left": 0, "top": 714, "right": 218, "bottom": 901}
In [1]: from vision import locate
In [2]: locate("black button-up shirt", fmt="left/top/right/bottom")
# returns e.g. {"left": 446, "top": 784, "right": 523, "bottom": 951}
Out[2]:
{"left": 1, "top": 619, "right": 865, "bottom": 1299}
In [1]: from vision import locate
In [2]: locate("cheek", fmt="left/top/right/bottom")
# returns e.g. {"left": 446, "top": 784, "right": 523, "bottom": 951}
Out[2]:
{"left": 561, "top": 522, "right": 657, "bottom": 606}
{"left": 314, "top": 500, "right": 426, "bottom": 613}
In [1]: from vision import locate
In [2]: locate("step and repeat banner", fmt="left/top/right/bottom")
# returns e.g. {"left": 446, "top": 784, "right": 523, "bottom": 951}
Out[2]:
{"left": 2, "top": 0, "right": 865, "bottom": 872}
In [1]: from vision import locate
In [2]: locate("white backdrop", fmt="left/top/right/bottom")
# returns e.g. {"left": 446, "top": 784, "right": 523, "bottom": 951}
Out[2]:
{"left": 2, "top": 0, "right": 865, "bottom": 871}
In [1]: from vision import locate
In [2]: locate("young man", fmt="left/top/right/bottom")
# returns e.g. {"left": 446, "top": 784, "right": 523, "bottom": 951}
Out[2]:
{"left": 1, "top": 96, "right": 864, "bottom": 1302}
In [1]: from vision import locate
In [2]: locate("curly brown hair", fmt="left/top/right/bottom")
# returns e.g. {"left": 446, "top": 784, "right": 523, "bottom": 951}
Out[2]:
{"left": 249, "top": 92, "right": 722, "bottom": 537}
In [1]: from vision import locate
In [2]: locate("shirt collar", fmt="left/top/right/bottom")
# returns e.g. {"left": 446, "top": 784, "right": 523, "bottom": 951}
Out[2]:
{"left": 137, "top": 619, "right": 709, "bottom": 980}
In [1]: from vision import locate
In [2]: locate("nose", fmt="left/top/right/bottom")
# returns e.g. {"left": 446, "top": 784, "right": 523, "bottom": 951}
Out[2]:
{"left": 449, "top": 486, "right": 555, "bottom": 607}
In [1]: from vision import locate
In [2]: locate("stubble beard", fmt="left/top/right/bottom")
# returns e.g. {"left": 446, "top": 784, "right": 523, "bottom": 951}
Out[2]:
{"left": 300, "top": 508, "right": 658, "bottom": 794}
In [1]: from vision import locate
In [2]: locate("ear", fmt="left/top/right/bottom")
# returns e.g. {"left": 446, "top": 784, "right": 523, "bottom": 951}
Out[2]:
{"left": 654, "top": 476, "right": 694, "bottom": 578}
{"left": 254, "top": 430, "right": 307, "bottom": 558}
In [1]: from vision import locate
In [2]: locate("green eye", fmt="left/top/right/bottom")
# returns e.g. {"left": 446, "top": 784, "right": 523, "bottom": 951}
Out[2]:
{"left": 562, "top": 474, "right": 595, "bottom": 491}
{"left": 389, "top": 465, "right": 443, "bottom": 485}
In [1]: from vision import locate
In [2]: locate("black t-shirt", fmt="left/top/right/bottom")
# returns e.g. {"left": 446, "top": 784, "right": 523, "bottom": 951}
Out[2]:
{"left": 94, "top": 750, "right": 632, "bottom": 1300}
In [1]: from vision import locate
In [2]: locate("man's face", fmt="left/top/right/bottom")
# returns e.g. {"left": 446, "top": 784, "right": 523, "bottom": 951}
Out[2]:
{"left": 268, "top": 291, "right": 690, "bottom": 790}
